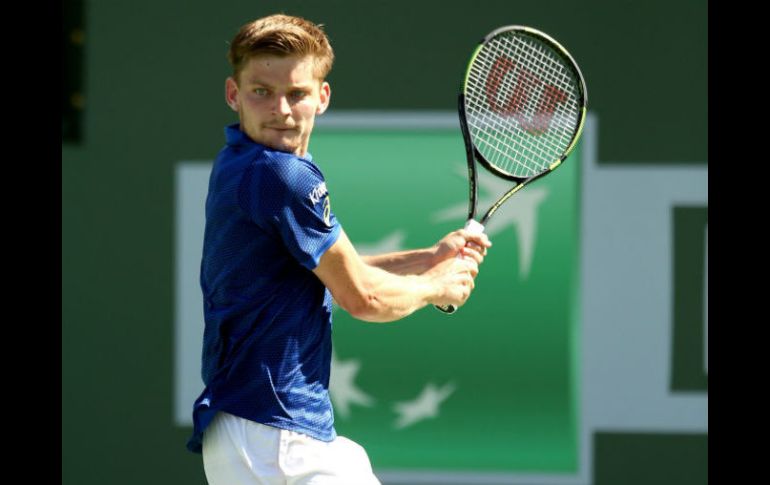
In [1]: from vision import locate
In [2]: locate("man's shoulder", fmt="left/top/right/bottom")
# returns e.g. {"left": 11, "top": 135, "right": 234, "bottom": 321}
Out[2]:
{"left": 258, "top": 149, "right": 322, "bottom": 182}
{"left": 217, "top": 143, "right": 278, "bottom": 176}
{"left": 260, "top": 147, "right": 313, "bottom": 167}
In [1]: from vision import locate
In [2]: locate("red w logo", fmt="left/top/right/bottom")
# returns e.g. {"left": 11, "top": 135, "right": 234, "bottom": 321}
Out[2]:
{"left": 484, "top": 56, "right": 568, "bottom": 135}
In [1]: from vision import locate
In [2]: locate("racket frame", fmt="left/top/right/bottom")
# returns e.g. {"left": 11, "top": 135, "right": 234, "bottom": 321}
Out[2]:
{"left": 461, "top": 25, "right": 588, "bottom": 227}
{"left": 436, "top": 25, "right": 587, "bottom": 315}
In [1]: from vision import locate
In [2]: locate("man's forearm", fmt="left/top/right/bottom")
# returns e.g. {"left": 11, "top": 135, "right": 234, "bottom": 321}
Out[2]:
{"left": 349, "top": 263, "right": 439, "bottom": 322}
{"left": 315, "top": 230, "right": 476, "bottom": 323}
{"left": 361, "top": 247, "right": 436, "bottom": 275}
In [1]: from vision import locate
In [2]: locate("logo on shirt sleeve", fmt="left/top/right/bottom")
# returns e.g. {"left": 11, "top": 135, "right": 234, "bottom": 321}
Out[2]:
{"left": 309, "top": 181, "right": 332, "bottom": 227}
{"left": 308, "top": 182, "right": 328, "bottom": 205}
{"left": 323, "top": 196, "right": 331, "bottom": 227}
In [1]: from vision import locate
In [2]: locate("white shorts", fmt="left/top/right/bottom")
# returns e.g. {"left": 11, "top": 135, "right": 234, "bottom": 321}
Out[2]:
{"left": 202, "top": 411, "right": 382, "bottom": 485}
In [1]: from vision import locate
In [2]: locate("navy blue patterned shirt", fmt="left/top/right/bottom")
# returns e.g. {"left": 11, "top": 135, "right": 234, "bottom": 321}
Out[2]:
{"left": 187, "top": 124, "right": 341, "bottom": 453}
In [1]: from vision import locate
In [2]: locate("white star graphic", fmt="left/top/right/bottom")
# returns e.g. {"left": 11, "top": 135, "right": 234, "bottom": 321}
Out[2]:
{"left": 354, "top": 230, "right": 407, "bottom": 256}
{"left": 393, "top": 382, "right": 456, "bottom": 429}
{"left": 433, "top": 165, "right": 548, "bottom": 279}
{"left": 329, "top": 352, "right": 375, "bottom": 419}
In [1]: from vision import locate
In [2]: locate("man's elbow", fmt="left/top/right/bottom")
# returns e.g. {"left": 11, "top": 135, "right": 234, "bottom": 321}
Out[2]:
{"left": 336, "top": 292, "right": 381, "bottom": 322}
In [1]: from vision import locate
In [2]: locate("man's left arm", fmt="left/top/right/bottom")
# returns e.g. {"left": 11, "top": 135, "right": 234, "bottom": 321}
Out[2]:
{"left": 362, "top": 229, "right": 491, "bottom": 275}
{"left": 361, "top": 248, "right": 435, "bottom": 275}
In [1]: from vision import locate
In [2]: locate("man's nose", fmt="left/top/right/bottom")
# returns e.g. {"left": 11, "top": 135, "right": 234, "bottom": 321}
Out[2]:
{"left": 274, "top": 95, "right": 291, "bottom": 115}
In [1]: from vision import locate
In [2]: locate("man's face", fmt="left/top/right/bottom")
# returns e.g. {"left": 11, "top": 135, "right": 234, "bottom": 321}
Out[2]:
{"left": 225, "top": 55, "right": 330, "bottom": 156}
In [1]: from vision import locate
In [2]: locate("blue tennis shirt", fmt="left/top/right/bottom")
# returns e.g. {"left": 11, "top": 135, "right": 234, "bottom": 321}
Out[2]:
{"left": 187, "top": 124, "right": 341, "bottom": 453}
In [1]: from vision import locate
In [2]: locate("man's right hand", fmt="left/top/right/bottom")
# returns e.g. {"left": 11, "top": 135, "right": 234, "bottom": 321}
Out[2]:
{"left": 426, "top": 256, "right": 479, "bottom": 308}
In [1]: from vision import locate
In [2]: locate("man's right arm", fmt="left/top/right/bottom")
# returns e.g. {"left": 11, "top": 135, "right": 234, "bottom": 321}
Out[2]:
{"left": 312, "top": 229, "right": 477, "bottom": 323}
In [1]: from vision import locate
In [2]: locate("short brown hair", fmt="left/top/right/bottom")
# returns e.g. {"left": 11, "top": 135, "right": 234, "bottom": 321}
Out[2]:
{"left": 227, "top": 14, "right": 334, "bottom": 82}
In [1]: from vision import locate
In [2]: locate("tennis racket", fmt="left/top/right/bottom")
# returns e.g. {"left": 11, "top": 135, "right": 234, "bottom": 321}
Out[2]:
{"left": 436, "top": 26, "right": 587, "bottom": 314}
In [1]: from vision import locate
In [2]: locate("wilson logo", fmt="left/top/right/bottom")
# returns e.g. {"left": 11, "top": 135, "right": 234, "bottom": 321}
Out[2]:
{"left": 485, "top": 56, "right": 568, "bottom": 135}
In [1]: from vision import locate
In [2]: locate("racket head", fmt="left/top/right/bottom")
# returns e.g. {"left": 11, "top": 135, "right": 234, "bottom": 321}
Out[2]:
{"left": 462, "top": 26, "right": 587, "bottom": 182}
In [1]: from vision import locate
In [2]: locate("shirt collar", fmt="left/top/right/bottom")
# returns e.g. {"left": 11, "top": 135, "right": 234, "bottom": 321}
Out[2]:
{"left": 224, "top": 123, "right": 250, "bottom": 147}
{"left": 223, "top": 123, "right": 313, "bottom": 162}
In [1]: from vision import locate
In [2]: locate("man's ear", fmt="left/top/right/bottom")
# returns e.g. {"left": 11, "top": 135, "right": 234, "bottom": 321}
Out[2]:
{"left": 316, "top": 82, "right": 331, "bottom": 115}
{"left": 225, "top": 77, "right": 240, "bottom": 112}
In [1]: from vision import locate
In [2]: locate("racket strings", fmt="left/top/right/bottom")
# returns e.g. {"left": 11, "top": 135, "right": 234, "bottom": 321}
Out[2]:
{"left": 480, "top": 36, "right": 577, "bottom": 163}
{"left": 465, "top": 31, "right": 581, "bottom": 178}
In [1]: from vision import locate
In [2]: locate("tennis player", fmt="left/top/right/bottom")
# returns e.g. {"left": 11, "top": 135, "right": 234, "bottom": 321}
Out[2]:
{"left": 186, "top": 14, "right": 492, "bottom": 484}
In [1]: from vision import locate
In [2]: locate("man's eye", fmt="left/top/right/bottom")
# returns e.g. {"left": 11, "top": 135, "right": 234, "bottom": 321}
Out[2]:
{"left": 290, "top": 90, "right": 307, "bottom": 100}
{"left": 254, "top": 88, "right": 268, "bottom": 96}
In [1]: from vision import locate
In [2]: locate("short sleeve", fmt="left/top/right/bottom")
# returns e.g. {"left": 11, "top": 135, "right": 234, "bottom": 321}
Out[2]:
{"left": 239, "top": 154, "right": 341, "bottom": 270}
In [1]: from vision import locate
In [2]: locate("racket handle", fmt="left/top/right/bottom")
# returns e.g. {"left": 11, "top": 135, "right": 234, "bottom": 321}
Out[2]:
{"left": 435, "top": 220, "right": 486, "bottom": 314}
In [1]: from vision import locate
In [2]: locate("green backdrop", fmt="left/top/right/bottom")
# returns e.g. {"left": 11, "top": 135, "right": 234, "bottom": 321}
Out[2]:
{"left": 313, "top": 130, "right": 580, "bottom": 471}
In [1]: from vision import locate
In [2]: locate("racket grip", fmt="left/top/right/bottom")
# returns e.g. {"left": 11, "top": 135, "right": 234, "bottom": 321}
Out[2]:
{"left": 434, "top": 220, "right": 486, "bottom": 315}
